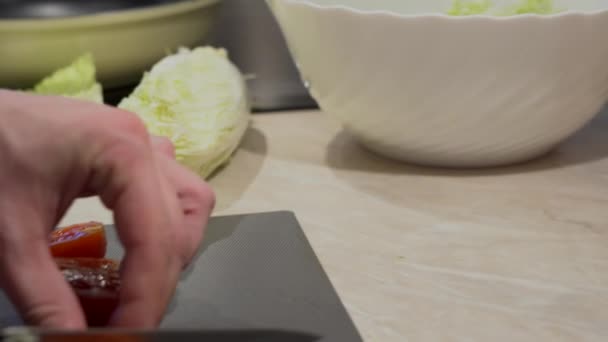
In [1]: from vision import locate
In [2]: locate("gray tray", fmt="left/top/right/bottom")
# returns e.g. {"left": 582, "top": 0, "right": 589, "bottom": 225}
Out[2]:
{"left": 0, "top": 211, "right": 363, "bottom": 342}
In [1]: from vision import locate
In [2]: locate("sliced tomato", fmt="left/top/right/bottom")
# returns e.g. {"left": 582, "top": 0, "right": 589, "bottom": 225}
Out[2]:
{"left": 50, "top": 222, "right": 107, "bottom": 259}
{"left": 55, "top": 258, "right": 121, "bottom": 327}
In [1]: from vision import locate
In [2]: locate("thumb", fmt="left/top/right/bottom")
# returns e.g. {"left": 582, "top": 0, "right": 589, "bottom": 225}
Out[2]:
{"left": 0, "top": 240, "right": 86, "bottom": 329}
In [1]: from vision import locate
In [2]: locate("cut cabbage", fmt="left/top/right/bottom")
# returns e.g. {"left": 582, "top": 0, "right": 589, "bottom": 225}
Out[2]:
{"left": 447, "top": 0, "right": 491, "bottom": 16}
{"left": 118, "top": 47, "right": 250, "bottom": 179}
{"left": 448, "top": 0, "right": 558, "bottom": 15}
{"left": 32, "top": 53, "right": 104, "bottom": 104}
{"left": 501, "top": 0, "right": 556, "bottom": 15}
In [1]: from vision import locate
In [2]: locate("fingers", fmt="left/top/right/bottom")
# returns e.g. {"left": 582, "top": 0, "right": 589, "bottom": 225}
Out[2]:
{"left": 0, "top": 237, "right": 86, "bottom": 329}
{"left": 154, "top": 153, "right": 216, "bottom": 265}
{"left": 150, "top": 135, "right": 175, "bottom": 159}
{"left": 77, "top": 135, "right": 175, "bottom": 199}
{"left": 0, "top": 93, "right": 211, "bottom": 329}
{"left": 88, "top": 126, "right": 182, "bottom": 327}
{"left": 81, "top": 113, "right": 213, "bottom": 327}
{"left": 102, "top": 149, "right": 213, "bottom": 327}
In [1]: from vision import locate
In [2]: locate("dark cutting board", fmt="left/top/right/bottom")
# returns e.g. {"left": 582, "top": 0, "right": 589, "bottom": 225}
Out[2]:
{"left": 0, "top": 211, "right": 363, "bottom": 342}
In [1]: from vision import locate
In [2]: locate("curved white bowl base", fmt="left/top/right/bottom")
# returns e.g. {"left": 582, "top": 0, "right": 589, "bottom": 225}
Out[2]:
{"left": 353, "top": 132, "right": 560, "bottom": 168}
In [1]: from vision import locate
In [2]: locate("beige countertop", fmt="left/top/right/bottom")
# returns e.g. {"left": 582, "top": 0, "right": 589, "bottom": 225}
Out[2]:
{"left": 62, "top": 110, "right": 608, "bottom": 341}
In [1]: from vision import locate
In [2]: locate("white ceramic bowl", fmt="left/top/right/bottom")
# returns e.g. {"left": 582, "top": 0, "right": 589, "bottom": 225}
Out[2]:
{"left": 269, "top": 0, "right": 608, "bottom": 167}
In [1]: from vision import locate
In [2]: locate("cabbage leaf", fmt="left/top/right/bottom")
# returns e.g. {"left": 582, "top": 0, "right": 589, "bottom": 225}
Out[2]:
{"left": 32, "top": 53, "right": 104, "bottom": 103}
{"left": 118, "top": 47, "right": 250, "bottom": 179}
{"left": 448, "top": 0, "right": 559, "bottom": 16}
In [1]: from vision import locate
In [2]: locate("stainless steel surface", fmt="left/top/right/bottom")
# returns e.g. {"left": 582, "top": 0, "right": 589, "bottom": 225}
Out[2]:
{"left": 2, "top": 327, "right": 319, "bottom": 342}
{"left": 207, "top": 0, "right": 318, "bottom": 111}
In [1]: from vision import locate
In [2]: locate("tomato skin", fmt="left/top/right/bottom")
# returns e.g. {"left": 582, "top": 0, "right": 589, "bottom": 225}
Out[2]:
{"left": 55, "top": 258, "right": 121, "bottom": 327}
{"left": 50, "top": 222, "right": 107, "bottom": 259}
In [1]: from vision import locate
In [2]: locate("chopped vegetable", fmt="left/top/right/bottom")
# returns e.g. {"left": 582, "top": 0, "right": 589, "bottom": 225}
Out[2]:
{"left": 55, "top": 257, "right": 120, "bottom": 327}
{"left": 502, "top": 0, "right": 557, "bottom": 15}
{"left": 31, "top": 53, "right": 104, "bottom": 103}
{"left": 448, "top": 0, "right": 492, "bottom": 16}
{"left": 447, "top": 0, "right": 559, "bottom": 16}
{"left": 118, "top": 47, "right": 250, "bottom": 179}
{"left": 50, "top": 221, "right": 107, "bottom": 259}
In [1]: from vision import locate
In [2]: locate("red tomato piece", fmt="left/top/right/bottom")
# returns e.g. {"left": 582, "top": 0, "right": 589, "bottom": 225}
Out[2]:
{"left": 50, "top": 222, "right": 107, "bottom": 259}
{"left": 55, "top": 258, "right": 121, "bottom": 327}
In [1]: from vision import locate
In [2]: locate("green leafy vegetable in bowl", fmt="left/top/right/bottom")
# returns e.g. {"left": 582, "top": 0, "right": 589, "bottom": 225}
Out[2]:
{"left": 448, "top": 0, "right": 560, "bottom": 16}
{"left": 502, "top": 0, "right": 556, "bottom": 15}
{"left": 447, "top": 0, "right": 492, "bottom": 16}
{"left": 118, "top": 47, "right": 250, "bottom": 179}
{"left": 31, "top": 53, "right": 104, "bottom": 104}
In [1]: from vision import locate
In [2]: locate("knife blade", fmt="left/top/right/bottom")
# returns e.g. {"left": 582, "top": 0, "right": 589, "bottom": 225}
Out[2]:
{"left": 1, "top": 327, "right": 321, "bottom": 342}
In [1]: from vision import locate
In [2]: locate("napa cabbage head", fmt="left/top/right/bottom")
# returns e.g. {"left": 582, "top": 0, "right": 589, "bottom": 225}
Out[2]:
{"left": 32, "top": 53, "right": 104, "bottom": 103}
{"left": 118, "top": 47, "right": 250, "bottom": 179}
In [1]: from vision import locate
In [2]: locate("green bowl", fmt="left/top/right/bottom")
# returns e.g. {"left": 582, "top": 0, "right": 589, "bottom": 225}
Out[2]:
{"left": 0, "top": 0, "right": 222, "bottom": 89}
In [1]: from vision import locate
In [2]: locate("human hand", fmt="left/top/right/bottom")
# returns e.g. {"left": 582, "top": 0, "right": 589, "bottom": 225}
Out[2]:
{"left": 0, "top": 90, "right": 215, "bottom": 329}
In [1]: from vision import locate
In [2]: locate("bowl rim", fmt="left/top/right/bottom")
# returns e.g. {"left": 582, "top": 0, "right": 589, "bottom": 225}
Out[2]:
{"left": 274, "top": 0, "right": 608, "bottom": 21}
{"left": 0, "top": 0, "right": 221, "bottom": 30}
